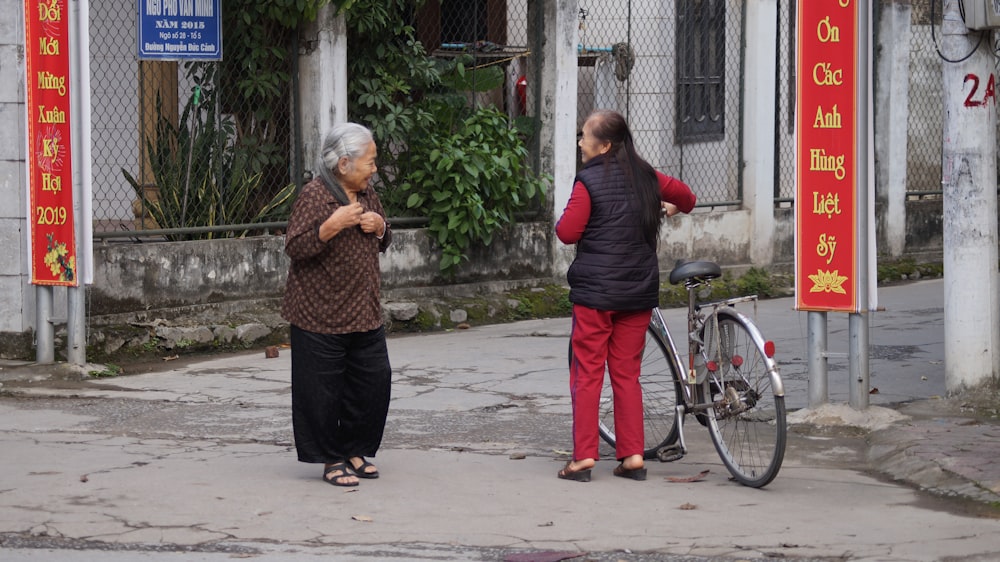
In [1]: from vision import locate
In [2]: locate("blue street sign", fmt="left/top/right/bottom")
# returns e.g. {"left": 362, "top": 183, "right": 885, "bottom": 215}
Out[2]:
{"left": 138, "top": 0, "right": 222, "bottom": 61}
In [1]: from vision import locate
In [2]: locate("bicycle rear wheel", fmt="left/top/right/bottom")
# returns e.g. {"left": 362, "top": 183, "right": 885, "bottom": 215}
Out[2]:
{"left": 701, "top": 307, "right": 786, "bottom": 488}
{"left": 568, "top": 321, "right": 681, "bottom": 459}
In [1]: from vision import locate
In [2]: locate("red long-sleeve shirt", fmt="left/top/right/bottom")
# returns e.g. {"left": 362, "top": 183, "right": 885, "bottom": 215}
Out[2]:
{"left": 556, "top": 171, "right": 696, "bottom": 244}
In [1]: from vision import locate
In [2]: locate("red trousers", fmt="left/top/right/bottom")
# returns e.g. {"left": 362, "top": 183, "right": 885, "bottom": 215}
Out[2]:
{"left": 568, "top": 305, "right": 651, "bottom": 461}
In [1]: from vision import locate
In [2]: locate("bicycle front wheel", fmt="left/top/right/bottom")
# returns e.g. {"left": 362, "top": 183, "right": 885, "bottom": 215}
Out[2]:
{"left": 701, "top": 308, "right": 786, "bottom": 488}
{"left": 568, "top": 321, "right": 681, "bottom": 459}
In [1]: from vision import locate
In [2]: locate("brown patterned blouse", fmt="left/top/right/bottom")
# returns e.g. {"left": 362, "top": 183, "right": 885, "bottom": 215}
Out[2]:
{"left": 281, "top": 178, "right": 392, "bottom": 334}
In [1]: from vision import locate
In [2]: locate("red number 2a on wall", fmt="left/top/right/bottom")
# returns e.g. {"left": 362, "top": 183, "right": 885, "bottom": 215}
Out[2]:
{"left": 964, "top": 73, "right": 997, "bottom": 107}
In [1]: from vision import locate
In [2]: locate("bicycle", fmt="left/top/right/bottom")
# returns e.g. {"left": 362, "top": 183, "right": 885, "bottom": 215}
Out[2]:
{"left": 568, "top": 259, "right": 786, "bottom": 488}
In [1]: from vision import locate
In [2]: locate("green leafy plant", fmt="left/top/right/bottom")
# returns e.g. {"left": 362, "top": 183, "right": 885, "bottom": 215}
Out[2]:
{"left": 122, "top": 91, "right": 294, "bottom": 239}
{"left": 208, "top": 0, "right": 308, "bottom": 201}
{"left": 734, "top": 267, "right": 777, "bottom": 297}
{"left": 344, "top": 0, "right": 549, "bottom": 273}
{"left": 345, "top": 0, "right": 442, "bottom": 214}
{"left": 403, "top": 106, "right": 548, "bottom": 271}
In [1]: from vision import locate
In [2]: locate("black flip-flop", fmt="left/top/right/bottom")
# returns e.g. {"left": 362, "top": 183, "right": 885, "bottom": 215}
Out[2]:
{"left": 613, "top": 463, "right": 647, "bottom": 481}
{"left": 323, "top": 462, "right": 359, "bottom": 487}
{"left": 349, "top": 457, "right": 380, "bottom": 479}
{"left": 557, "top": 461, "right": 592, "bottom": 482}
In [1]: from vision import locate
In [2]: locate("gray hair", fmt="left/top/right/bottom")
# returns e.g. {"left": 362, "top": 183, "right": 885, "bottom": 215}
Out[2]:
{"left": 316, "top": 122, "right": 374, "bottom": 205}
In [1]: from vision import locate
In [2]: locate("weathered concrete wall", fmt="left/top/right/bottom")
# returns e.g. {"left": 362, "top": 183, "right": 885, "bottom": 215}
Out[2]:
{"left": 380, "top": 222, "right": 554, "bottom": 289}
{"left": 773, "top": 201, "right": 943, "bottom": 269}
{"left": 88, "top": 212, "right": 750, "bottom": 320}
{"left": 75, "top": 212, "right": 706, "bottom": 354}
{"left": 904, "top": 199, "right": 944, "bottom": 259}
{"left": 89, "top": 222, "right": 557, "bottom": 318}
{"left": 79, "top": 222, "right": 560, "bottom": 358}
{"left": 773, "top": 208, "right": 796, "bottom": 266}
{"left": 90, "top": 237, "right": 289, "bottom": 316}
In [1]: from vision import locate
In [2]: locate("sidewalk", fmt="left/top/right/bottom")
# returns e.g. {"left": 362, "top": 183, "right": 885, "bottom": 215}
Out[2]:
{"left": 1, "top": 278, "right": 999, "bottom": 561}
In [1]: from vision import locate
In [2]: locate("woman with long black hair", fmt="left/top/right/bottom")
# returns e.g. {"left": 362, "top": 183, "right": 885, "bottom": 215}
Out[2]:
{"left": 556, "top": 110, "right": 696, "bottom": 482}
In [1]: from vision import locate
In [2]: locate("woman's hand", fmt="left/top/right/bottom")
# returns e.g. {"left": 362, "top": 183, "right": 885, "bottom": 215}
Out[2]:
{"left": 319, "top": 202, "right": 363, "bottom": 241}
{"left": 661, "top": 201, "right": 680, "bottom": 217}
{"left": 359, "top": 211, "right": 386, "bottom": 236}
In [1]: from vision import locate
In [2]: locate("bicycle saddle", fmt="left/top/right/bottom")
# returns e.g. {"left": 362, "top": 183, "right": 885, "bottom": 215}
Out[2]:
{"left": 668, "top": 259, "right": 722, "bottom": 285}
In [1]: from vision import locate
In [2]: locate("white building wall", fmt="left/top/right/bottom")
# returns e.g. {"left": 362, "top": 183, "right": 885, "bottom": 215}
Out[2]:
{"left": 544, "top": 0, "right": 581, "bottom": 275}
{"left": 876, "top": 1, "right": 913, "bottom": 257}
{"left": 0, "top": 0, "right": 32, "bottom": 334}
{"left": 743, "top": 0, "right": 778, "bottom": 265}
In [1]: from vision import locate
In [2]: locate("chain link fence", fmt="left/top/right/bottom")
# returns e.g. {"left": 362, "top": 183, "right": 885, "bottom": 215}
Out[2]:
{"left": 90, "top": 1, "right": 299, "bottom": 241}
{"left": 775, "top": 1, "right": 948, "bottom": 205}
{"left": 90, "top": 1, "right": 141, "bottom": 237}
{"left": 90, "top": 0, "right": 546, "bottom": 241}
{"left": 89, "top": 1, "right": 754, "bottom": 240}
{"left": 776, "top": 0, "right": 796, "bottom": 204}
{"left": 367, "top": 0, "right": 540, "bottom": 220}
{"left": 89, "top": 1, "right": 956, "bottom": 236}
{"left": 907, "top": 1, "right": 944, "bottom": 197}
{"left": 575, "top": 1, "right": 745, "bottom": 207}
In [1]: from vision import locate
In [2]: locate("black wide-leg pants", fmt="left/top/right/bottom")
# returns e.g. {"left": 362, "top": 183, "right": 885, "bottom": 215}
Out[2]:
{"left": 290, "top": 324, "right": 392, "bottom": 464}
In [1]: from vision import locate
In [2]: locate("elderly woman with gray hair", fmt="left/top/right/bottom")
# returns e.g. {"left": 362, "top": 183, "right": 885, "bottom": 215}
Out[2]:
{"left": 282, "top": 122, "right": 392, "bottom": 487}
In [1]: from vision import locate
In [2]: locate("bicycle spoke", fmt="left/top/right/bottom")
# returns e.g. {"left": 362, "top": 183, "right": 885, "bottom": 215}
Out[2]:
{"left": 703, "top": 309, "right": 786, "bottom": 488}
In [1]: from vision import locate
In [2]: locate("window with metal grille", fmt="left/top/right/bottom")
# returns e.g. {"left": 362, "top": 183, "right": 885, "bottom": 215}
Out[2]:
{"left": 414, "top": 0, "right": 507, "bottom": 50}
{"left": 675, "top": 0, "right": 726, "bottom": 143}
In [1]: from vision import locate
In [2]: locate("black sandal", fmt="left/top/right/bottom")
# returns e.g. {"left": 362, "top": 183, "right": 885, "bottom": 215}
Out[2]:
{"left": 557, "top": 461, "right": 592, "bottom": 482}
{"left": 349, "top": 457, "right": 380, "bottom": 479}
{"left": 323, "top": 462, "right": 359, "bottom": 487}
{"left": 613, "top": 463, "right": 647, "bottom": 481}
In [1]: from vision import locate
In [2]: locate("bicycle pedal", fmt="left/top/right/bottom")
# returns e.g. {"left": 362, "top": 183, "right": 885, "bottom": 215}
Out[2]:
{"left": 655, "top": 444, "right": 685, "bottom": 463}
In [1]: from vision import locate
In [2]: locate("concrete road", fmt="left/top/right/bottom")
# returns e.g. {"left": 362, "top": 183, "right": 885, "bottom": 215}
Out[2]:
{"left": 2, "top": 277, "right": 999, "bottom": 562}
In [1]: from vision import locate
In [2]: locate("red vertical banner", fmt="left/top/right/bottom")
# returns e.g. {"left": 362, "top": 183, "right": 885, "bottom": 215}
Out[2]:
{"left": 796, "top": 1, "right": 857, "bottom": 312}
{"left": 24, "top": 0, "right": 76, "bottom": 286}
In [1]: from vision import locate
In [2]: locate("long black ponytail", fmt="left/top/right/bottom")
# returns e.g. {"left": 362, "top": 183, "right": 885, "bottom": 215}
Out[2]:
{"left": 588, "top": 110, "right": 661, "bottom": 246}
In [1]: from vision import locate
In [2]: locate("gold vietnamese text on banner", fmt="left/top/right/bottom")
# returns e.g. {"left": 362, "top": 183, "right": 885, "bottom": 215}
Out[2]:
{"left": 25, "top": 0, "right": 76, "bottom": 286}
{"left": 795, "top": 0, "right": 857, "bottom": 312}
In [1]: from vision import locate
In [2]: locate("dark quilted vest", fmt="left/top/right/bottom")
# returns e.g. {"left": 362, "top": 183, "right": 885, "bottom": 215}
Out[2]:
{"left": 567, "top": 157, "right": 659, "bottom": 311}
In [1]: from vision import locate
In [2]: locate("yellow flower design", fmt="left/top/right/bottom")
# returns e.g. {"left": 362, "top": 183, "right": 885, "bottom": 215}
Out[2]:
{"left": 42, "top": 234, "right": 75, "bottom": 282}
{"left": 808, "top": 269, "right": 848, "bottom": 294}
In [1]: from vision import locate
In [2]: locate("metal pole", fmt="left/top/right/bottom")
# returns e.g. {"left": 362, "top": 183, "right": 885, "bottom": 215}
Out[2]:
{"left": 849, "top": 0, "right": 871, "bottom": 410}
{"left": 35, "top": 286, "right": 55, "bottom": 364}
{"left": 67, "top": 288, "right": 85, "bottom": 364}
{"left": 848, "top": 313, "right": 869, "bottom": 409}
{"left": 807, "top": 311, "right": 828, "bottom": 408}
{"left": 66, "top": 0, "right": 88, "bottom": 365}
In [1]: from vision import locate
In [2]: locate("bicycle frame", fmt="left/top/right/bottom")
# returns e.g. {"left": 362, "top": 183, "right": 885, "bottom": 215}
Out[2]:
{"left": 648, "top": 289, "right": 785, "bottom": 459}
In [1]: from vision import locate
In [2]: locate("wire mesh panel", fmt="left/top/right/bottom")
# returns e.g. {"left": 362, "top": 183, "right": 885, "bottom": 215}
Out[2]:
{"left": 574, "top": 1, "right": 745, "bottom": 206}
{"left": 907, "top": 3, "right": 944, "bottom": 196}
{"left": 775, "top": 0, "right": 797, "bottom": 204}
{"left": 90, "top": 1, "right": 141, "bottom": 233}
{"left": 775, "top": 2, "right": 948, "bottom": 204}
{"left": 89, "top": 0, "right": 298, "bottom": 240}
